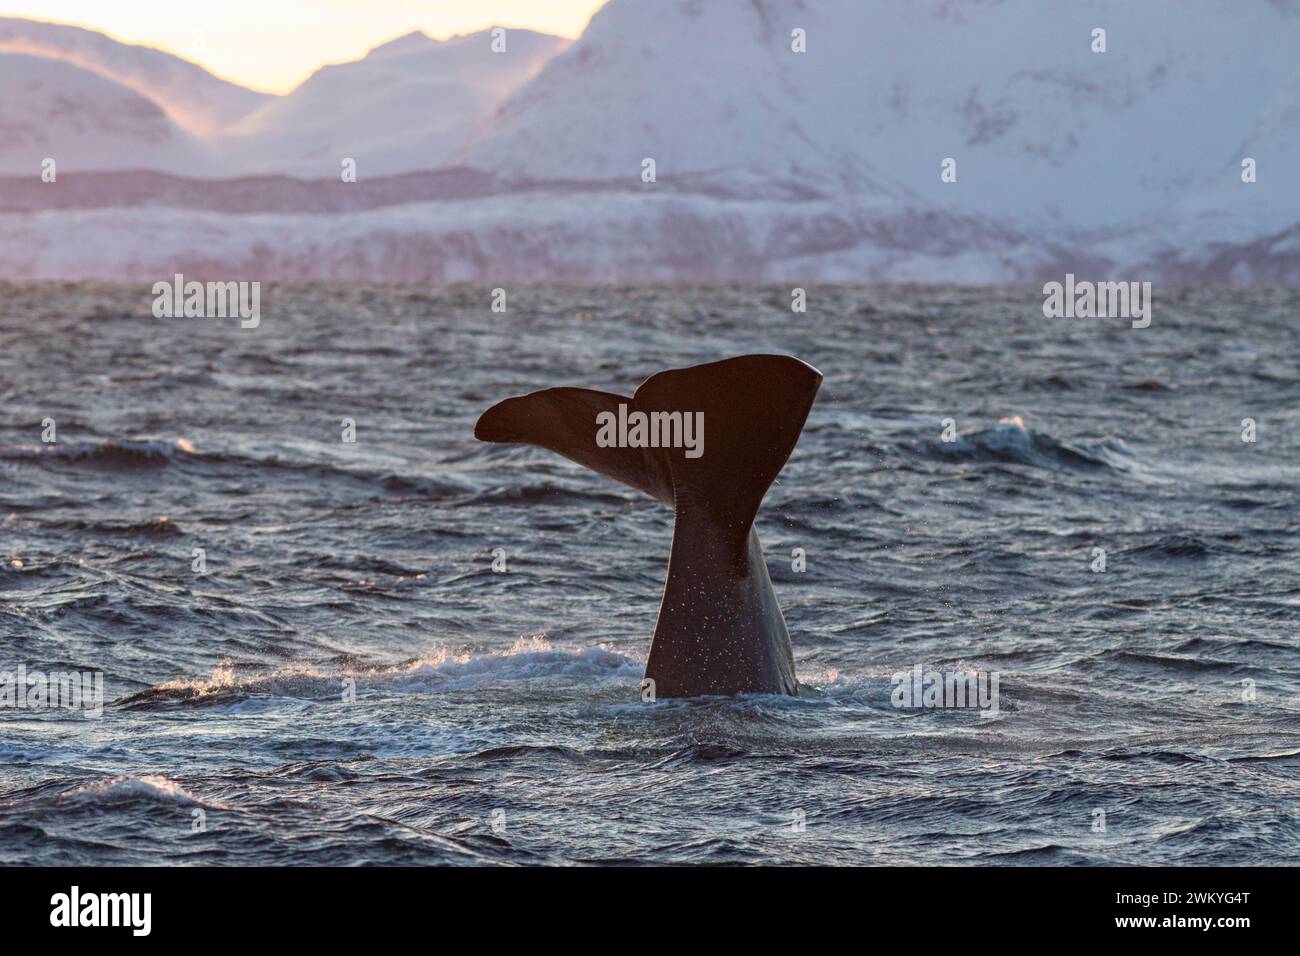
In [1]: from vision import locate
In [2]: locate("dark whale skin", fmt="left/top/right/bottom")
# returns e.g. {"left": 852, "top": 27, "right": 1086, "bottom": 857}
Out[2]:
{"left": 475, "top": 354, "right": 821, "bottom": 698}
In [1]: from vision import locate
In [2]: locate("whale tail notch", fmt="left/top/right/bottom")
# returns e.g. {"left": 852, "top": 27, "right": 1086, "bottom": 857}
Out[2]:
{"left": 474, "top": 354, "right": 822, "bottom": 698}
{"left": 633, "top": 354, "right": 821, "bottom": 561}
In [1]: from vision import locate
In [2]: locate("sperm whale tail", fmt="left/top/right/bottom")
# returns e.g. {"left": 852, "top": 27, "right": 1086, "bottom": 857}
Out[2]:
{"left": 475, "top": 354, "right": 822, "bottom": 698}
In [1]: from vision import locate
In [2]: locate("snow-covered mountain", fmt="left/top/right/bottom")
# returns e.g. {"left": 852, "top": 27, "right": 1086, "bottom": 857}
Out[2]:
{"left": 225, "top": 28, "right": 568, "bottom": 177}
{"left": 1156, "top": 60, "right": 1300, "bottom": 247}
{"left": 0, "top": 17, "right": 269, "bottom": 134}
{"left": 465, "top": 0, "right": 1300, "bottom": 228}
{"left": 2, "top": 2, "right": 1299, "bottom": 282}
{"left": 1, "top": 189, "right": 1060, "bottom": 283}
{"left": 461, "top": 0, "right": 905, "bottom": 199}
{"left": 0, "top": 52, "right": 219, "bottom": 175}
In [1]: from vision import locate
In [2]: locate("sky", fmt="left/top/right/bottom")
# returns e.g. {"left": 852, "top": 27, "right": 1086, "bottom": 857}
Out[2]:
{"left": 0, "top": 0, "right": 607, "bottom": 93}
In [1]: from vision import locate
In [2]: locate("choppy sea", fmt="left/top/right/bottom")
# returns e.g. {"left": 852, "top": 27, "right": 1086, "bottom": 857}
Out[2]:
{"left": 1, "top": 283, "right": 1297, "bottom": 865}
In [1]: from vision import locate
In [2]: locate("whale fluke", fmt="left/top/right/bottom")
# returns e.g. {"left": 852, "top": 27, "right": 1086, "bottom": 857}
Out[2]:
{"left": 475, "top": 386, "right": 675, "bottom": 505}
{"left": 475, "top": 354, "right": 822, "bottom": 698}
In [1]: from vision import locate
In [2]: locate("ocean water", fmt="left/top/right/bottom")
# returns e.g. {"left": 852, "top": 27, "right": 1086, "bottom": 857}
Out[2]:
{"left": 1, "top": 283, "right": 1297, "bottom": 866}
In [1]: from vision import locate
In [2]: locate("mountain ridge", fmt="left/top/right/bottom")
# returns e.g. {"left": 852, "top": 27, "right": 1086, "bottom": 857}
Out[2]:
{"left": 2, "top": 3, "right": 1298, "bottom": 283}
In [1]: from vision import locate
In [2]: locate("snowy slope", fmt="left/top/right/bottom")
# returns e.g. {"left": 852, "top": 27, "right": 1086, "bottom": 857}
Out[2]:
{"left": 1153, "top": 61, "right": 1300, "bottom": 247}
{"left": 0, "top": 189, "right": 1057, "bottom": 282}
{"left": 460, "top": 0, "right": 910, "bottom": 198}
{"left": 225, "top": 29, "right": 568, "bottom": 178}
{"left": 0, "top": 17, "right": 269, "bottom": 134}
{"left": 2, "top": 167, "right": 1295, "bottom": 282}
{"left": 464, "top": 0, "right": 1300, "bottom": 229}
{"left": 2, "top": 2, "right": 1298, "bottom": 281}
{"left": 0, "top": 53, "right": 218, "bottom": 175}
{"left": 832, "top": 0, "right": 1300, "bottom": 231}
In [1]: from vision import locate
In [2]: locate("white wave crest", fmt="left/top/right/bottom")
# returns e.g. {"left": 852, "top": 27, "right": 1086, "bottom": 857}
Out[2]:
{"left": 154, "top": 635, "right": 643, "bottom": 701}
{"left": 61, "top": 774, "right": 204, "bottom": 806}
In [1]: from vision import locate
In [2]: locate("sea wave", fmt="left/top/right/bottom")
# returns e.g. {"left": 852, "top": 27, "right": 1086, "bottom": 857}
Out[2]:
{"left": 59, "top": 774, "right": 208, "bottom": 807}
{"left": 0, "top": 436, "right": 471, "bottom": 498}
{"left": 1122, "top": 535, "right": 1213, "bottom": 560}
{"left": 121, "top": 636, "right": 643, "bottom": 708}
{"left": 906, "top": 416, "right": 1123, "bottom": 471}
{"left": 0, "top": 438, "right": 194, "bottom": 468}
